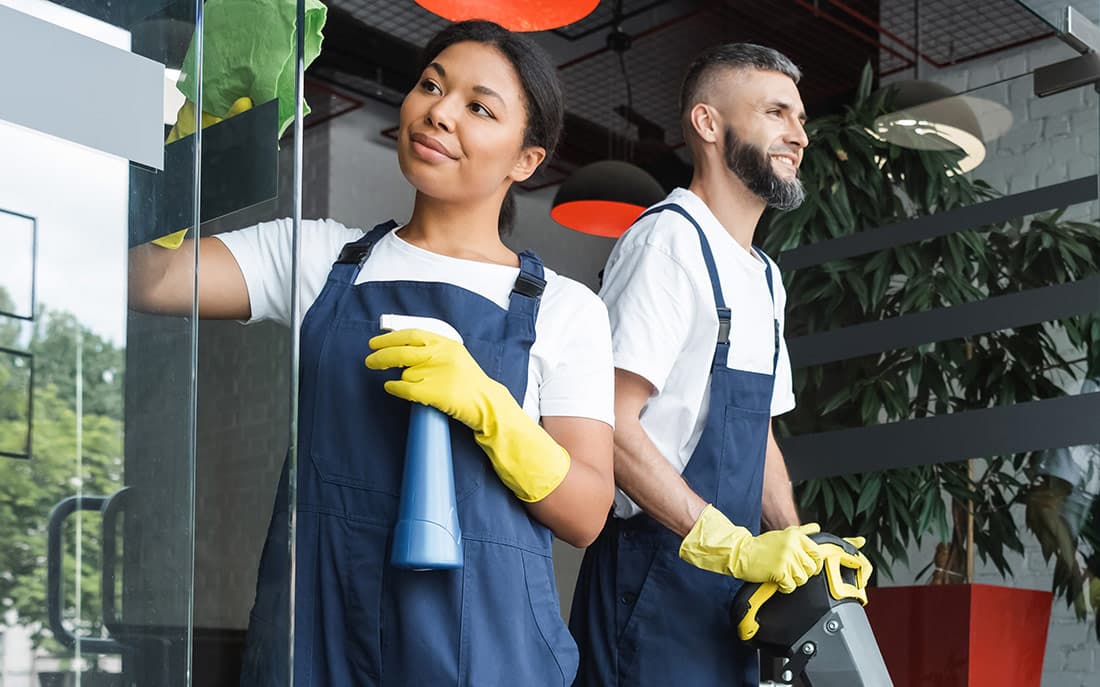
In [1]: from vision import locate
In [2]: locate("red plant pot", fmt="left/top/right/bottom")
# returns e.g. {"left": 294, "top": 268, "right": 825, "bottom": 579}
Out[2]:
{"left": 865, "top": 584, "right": 1053, "bottom": 687}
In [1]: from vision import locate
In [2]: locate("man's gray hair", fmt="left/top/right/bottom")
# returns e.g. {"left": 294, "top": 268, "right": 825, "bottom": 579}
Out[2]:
{"left": 679, "top": 43, "right": 801, "bottom": 116}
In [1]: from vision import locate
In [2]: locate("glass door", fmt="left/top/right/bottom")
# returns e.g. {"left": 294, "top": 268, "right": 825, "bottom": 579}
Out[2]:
{"left": 0, "top": 2, "right": 200, "bottom": 685}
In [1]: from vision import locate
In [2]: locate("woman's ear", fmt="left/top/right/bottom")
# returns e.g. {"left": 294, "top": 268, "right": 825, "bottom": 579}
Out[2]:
{"left": 510, "top": 146, "right": 547, "bottom": 183}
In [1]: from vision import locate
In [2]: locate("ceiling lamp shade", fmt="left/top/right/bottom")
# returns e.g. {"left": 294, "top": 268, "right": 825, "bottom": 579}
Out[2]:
{"left": 551, "top": 160, "right": 666, "bottom": 238}
{"left": 871, "top": 80, "right": 1009, "bottom": 174}
{"left": 414, "top": 0, "right": 599, "bottom": 31}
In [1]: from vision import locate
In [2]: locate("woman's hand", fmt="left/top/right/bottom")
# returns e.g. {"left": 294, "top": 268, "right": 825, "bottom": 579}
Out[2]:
{"left": 366, "top": 329, "right": 571, "bottom": 504}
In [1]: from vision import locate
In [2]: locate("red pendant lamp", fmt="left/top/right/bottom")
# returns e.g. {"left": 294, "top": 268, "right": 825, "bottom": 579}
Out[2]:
{"left": 551, "top": 160, "right": 666, "bottom": 238}
{"left": 414, "top": 0, "right": 599, "bottom": 32}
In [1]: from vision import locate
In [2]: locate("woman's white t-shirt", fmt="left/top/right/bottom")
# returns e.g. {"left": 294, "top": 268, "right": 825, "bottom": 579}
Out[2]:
{"left": 600, "top": 188, "right": 796, "bottom": 518}
{"left": 215, "top": 218, "right": 615, "bottom": 428}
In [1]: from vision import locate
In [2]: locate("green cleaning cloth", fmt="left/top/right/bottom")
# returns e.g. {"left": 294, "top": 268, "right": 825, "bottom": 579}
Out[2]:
{"left": 176, "top": 0, "right": 327, "bottom": 136}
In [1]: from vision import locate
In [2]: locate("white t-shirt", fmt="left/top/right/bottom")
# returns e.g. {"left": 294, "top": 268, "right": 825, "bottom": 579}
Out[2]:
{"left": 215, "top": 218, "right": 615, "bottom": 428}
{"left": 601, "top": 188, "right": 796, "bottom": 518}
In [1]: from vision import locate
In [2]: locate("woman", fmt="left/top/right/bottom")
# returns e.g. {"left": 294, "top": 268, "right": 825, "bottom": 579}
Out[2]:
{"left": 129, "top": 20, "right": 614, "bottom": 686}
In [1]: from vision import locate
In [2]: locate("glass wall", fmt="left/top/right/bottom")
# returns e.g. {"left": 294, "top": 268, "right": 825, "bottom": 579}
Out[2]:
{"left": 0, "top": 1, "right": 305, "bottom": 685}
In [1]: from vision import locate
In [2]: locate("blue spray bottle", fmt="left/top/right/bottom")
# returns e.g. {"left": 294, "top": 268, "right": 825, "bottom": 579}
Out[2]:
{"left": 381, "top": 314, "right": 464, "bottom": 570}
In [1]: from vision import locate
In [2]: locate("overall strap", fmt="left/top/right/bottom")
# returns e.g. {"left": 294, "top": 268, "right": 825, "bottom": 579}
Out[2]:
{"left": 498, "top": 249, "right": 546, "bottom": 402}
{"left": 634, "top": 204, "right": 731, "bottom": 365}
{"left": 508, "top": 250, "right": 546, "bottom": 321}
{"left": 752, "top": 245, "right": 780, "bottom": 375}
{"left": 331, "top": 220, "right": 399, "bottom": 282}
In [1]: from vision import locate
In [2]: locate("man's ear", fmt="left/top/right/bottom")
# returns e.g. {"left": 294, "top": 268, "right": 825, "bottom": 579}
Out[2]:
{"left": 689, "top": 103, "right": 720, "bottom": 144}
{"left": 510, "top": 146, "right": 547, "bottom": 183}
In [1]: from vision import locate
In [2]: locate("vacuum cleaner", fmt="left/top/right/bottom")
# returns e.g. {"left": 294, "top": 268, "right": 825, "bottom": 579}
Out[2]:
{"left": 731, "top": 533, "right": 894, "bottom": 686}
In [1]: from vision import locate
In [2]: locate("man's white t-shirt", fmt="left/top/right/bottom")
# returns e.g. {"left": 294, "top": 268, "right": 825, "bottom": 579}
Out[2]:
{"left": 215, "top": 218, "right": 615, "bottom": 428}
{"left": 601, "top": 188, "right": 796, "bottom": 518}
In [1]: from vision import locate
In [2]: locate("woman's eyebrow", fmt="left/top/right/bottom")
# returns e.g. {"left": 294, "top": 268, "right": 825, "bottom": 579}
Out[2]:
{"left": 474, "top": 85, "right": 505, "bottom": 106}
{"left": 428, "top": 62, "right": 506, "bottom": 108}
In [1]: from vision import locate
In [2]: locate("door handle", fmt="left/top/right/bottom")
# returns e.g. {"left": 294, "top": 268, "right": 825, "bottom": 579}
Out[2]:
{"left": 100, "top": 486, "right": 132, "bottom": 634}
{"left": 46, "top": 494, "right": 123, "bottom": 655}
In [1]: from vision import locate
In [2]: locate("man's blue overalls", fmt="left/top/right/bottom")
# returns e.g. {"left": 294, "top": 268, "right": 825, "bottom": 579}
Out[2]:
{"left": 239, "top": 222, "right": 579, "bottom": 685}
{"left": 570, "top": 204, "right": 779, "bottom": 687}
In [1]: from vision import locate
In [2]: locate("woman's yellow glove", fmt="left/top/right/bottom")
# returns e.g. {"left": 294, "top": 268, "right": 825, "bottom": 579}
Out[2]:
{"left": 165, "top": 96, "right": 254, "bottom": 144}
{"left": 154, "top": 96, "right": 255, "bottom": 249}
{"left": 365, "top": 329, "right": 570, "bottom": 502}
{"left": 679, "top": 505, "right": 825, "bottom": 593}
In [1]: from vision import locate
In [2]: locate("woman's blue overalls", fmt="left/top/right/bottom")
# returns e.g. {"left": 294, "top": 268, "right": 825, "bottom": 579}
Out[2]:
{"left": 570, "top": 204, "right": 779, "bottom": 687}
{"left": 240, "top": 222, "right": 579, "bottom": 685}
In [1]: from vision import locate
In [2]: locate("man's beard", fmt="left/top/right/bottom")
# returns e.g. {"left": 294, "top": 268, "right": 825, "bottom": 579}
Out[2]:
{"left": 722, "top": 125, "right": 805, "bottom": 211}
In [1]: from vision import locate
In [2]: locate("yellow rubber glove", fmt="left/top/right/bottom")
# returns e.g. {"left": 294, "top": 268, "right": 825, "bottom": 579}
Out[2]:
{"left": 679, "top": 504, "right": 825, "bottom": 593}
{"left": 364, "top": 329, "right": 571, "bottom": 502}
{"left": 165, "top": 96, "right": 254, "bottom": 143}
{"left": 154, "top": 96, "right": 256, "bottom": 249}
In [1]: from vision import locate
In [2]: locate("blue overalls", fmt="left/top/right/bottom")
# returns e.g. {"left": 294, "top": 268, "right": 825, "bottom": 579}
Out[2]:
{"left": 570, "top": 204, "right": 778, "bottom": 687}
{"left": 240, "top": 222, "right": 579, "bottom": 686}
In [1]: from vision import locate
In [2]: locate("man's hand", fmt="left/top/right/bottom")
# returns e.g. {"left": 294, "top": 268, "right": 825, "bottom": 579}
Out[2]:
{"left": 679, "top": 504, "right": 824, "bottom": 593}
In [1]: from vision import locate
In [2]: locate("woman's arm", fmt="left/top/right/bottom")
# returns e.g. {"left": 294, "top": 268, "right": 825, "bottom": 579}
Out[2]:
{"left": 128, "top": 237, "right": 251, "bottom": 319}
{"left": 526, "top": 416, "right": 614, "bottom": 547}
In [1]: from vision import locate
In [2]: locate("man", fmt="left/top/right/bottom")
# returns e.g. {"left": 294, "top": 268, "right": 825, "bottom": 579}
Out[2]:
{"left": 569, "top": 43, "right": 870, "bottom": 686}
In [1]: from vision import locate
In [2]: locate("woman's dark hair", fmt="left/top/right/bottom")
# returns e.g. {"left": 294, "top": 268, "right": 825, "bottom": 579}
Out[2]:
{"left": 419, "top": 20, "right": 564, "bottom": 235}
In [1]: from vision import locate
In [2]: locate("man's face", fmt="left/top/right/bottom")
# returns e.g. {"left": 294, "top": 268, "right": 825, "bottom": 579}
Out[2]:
{"left": 716, "top": 69, "right": 809, "bottom": 210}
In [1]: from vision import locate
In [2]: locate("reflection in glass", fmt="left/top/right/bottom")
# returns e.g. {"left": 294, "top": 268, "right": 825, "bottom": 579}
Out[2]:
{"left": 0, "top": 210, "right": 35, "bottom": 321}
{"left": 0, "top": 347, "right": 32, "bottom": 459}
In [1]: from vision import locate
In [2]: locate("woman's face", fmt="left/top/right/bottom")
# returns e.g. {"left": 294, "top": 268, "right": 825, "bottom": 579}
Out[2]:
{"left": 397, "top": 41, "right": 545, "bottom": 204}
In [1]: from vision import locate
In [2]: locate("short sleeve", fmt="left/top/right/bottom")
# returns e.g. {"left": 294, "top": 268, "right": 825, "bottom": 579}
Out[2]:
{"left": 600, "top": 241, "right": 696, "bottom": 394}
{"left": 538, "top": 287, "right": 615, "bottom": 427}
{"left": 770, "top": 267, "right": 797, "bottom": 416}
{"left": 214, "top": 218, "right": 363, "bottom": 326}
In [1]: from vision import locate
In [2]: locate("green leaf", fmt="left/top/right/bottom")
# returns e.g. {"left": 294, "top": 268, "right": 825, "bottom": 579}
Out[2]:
{"left": 856, "top": 475, "right": 883, "bottom": 515}
{"left": 856, "top": 62, "right": 875, "bottom": 102}
{"left": 822, "top": 480, "right": 836, "bottom": 518}
{"left": 821, "top": 386, "right": 854, "bottom": 415}
{"left": 836, "top": 484, "right": 856, "bottom": 523}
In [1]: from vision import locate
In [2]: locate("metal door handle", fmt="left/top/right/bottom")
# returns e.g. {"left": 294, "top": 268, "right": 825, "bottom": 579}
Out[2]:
{"left": 100, "top": 486, "right": 131, "bottom": 634}
{"left": 46, "top": 494, "right": 123, "bottom": 654}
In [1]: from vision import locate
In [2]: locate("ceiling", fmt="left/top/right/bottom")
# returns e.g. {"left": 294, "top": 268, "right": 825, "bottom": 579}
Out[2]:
{"left": 306, "top": 0, "right": 1057, "bottom": 190}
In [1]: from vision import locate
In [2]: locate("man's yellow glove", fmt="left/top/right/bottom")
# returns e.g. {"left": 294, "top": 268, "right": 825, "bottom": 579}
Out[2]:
{"left": 365, "top": 329, "right": 570, "bottom": 503}
{"left": 679, "top": 505, "right": 825, "bottom": 593}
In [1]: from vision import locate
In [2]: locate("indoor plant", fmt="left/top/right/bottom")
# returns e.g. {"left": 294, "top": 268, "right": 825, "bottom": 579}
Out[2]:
{"left": 759, "top": 65, "right": 1100, "bottom": 647}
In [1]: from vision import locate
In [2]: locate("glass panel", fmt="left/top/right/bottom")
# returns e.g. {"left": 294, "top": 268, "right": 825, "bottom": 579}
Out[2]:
{"left": 188, "top": 1, "right": 306, "bottom": 685}
{"left": 765, "top": 63, "right": 1100, "bottom": 684}
{"left": 0, "top": 1, "right": 199, "bottom": 685}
